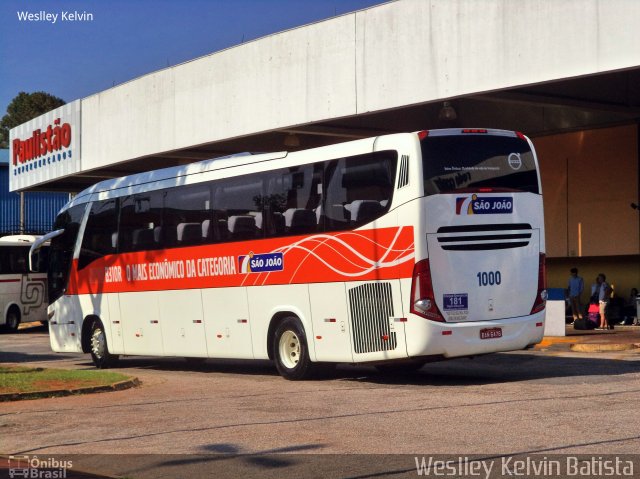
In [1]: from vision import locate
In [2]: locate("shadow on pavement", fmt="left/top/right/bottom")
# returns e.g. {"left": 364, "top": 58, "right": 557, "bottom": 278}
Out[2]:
{"left": 73, "top": 350, "right": 640, "bottom": 387}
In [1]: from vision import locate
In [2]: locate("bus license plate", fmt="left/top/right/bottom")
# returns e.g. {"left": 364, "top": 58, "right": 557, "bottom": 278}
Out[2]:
{"left": 480, "top": 328, "right": 502, "bottom": 340}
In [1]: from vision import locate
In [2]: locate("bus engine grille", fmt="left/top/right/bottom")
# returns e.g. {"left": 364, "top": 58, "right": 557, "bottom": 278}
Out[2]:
{"left": 436, "top": 223, "right": 533, "bottom": 251}
{"left": 348, "top": 282, "right": 397, "bottom": 354}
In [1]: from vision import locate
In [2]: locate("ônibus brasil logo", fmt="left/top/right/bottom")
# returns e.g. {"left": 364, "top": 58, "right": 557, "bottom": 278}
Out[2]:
{"left": 455, "top": 195, "right": 513, "bottom": 215}
{"left": 239, "top": 252, "right": 284, "bottom": 274}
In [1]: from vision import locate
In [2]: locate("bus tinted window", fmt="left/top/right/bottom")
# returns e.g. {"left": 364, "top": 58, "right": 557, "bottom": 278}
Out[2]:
{"left": 265, "top": 164, "right": 322, "bottom": 237}
{"left": 324, "top": 151, "right": 397, "bottom": 231}
{"left": 79, "top": 199, "right": 118, "bottom": 270}
{"left": 49, "top": 204, "right": 86, "bottom": 303}
{"left": 0, "top": 246, "right": 29, "bottom": 274}
{"left": 421, "top": 135, "right": 539, "bottom": 195}
{"left": 213, "top": 174, "right": 264, "bottom": 242}
{"left": 36, "top": 246, "right": 50, "bottom": 273}
{"left": 119, "top": 192, "right": 164, "bottom": 253}
{"left": 163, "top": 184, "right": 211, "bottom": 247}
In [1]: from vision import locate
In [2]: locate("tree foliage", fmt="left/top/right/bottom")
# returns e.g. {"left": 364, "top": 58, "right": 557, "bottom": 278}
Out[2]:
{"left": 0, "top": 91, "right": 66, "bottom": 148}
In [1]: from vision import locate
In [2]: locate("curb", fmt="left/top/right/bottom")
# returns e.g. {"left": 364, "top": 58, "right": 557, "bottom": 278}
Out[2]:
{"left": 0, "top": 377, "right": 140, "bottom": 402}
{"left": 570, "top": 343, "right": 640, "bottom": 353}
{"left": 535, "top": 327, "right": 640, "bottom": 354}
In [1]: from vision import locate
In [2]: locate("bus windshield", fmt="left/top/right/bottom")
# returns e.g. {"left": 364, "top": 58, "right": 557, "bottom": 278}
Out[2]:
{"left": 421, "top": 134, "right": 539, "bottom": 195}
{"left": 48, "top": 204, "right": 85, "bottom": 303}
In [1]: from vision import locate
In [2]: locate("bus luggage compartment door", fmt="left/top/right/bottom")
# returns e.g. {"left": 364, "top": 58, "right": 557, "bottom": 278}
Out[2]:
{"left": 159, "top": 289, "right": 207, "bottom": 357}
{"left": 202, "top": 287, "right": 254, "bottom": 359}
{"left": 309, "top": 283, "right": 353, "bottom": 363}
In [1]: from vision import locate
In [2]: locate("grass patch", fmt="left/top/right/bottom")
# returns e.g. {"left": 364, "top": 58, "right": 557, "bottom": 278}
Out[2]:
{"left": 0, "top": 366, "right": 131, "bottom": 395}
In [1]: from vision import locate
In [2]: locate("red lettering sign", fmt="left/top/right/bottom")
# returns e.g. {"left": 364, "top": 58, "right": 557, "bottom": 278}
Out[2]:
{"left": 12, "top": 118, "right": 72, "bottom": 166}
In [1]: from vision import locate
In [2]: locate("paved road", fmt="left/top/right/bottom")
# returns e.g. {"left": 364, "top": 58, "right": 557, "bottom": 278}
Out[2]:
{"left": 2, "top": 326, "right": 640, "bottom": 478}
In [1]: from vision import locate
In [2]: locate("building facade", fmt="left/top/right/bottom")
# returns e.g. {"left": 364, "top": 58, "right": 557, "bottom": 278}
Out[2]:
{"left": 7, "top": 0, "right": 640, "bottom": 296}
{"left": 0, "top": 150, "right": 69, "bottom": 235}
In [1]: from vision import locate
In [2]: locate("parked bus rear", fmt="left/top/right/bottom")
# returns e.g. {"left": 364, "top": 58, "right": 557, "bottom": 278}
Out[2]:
{"left": 401, "top": 128, "right": 546, "bottom": 359}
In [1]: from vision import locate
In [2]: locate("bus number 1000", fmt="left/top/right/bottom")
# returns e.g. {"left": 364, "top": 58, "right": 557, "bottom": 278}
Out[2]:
{"left": 477, "top": 271, "right": 501, "bottom": 287}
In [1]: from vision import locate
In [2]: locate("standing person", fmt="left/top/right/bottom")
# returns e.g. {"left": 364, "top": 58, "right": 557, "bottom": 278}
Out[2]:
{"left": 567, "top": 267, "right": 584, "bottom": 323}
{"left": 591, "top": 273, "right": 611, "bottom": 330}
{"left": 622, "top": 288, "right": 639, "bottom": 325}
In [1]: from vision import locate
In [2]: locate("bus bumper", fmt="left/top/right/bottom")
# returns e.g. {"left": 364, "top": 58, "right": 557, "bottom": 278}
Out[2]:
{"left": 404, "top": 310, "right": 546, "bottom": 359}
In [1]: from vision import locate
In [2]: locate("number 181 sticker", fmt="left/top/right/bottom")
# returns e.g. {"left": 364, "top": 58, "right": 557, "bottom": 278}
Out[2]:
{"left": 443, "top": 293, "right": 468, "bottom": 311}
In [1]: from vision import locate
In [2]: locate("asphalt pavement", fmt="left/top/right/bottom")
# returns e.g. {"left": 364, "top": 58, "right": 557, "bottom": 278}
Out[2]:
{"left": 1, "top": 322, "right": 639, "bottom": 479}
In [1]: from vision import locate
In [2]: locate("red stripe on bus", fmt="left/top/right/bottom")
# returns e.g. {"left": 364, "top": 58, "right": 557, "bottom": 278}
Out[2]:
{"left": 0, "top": 279, "right": 20, "bottom": 283}
{"left": 67, "top": 226, "right": 415, "bottom": 295}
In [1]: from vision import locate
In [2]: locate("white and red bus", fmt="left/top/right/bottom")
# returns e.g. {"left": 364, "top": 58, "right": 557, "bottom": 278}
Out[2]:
{"left": 1, "top": 235, "right": 48, "bottom": 332}
{"left": 31, "top": 129, "right": 546, "bottom": 379}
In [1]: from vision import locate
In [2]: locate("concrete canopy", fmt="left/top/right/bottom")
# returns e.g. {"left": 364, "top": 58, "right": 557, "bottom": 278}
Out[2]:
{"left": 17, "top": 0, "right": 640, "bottom": 192}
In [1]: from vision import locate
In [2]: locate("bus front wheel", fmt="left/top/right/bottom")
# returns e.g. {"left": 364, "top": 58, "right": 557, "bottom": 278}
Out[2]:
{"left": 273, "top": 317, "right": 314, "bottom": 380}
{"left": 89, "top": 319, "right": 119, "bottom": 369}
{"left": 3, "top": 306, "right": 20, "bottom": 333}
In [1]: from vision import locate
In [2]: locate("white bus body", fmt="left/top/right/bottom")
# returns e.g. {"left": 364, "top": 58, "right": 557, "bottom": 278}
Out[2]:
{"left": 1, "top": 236, "right": 49, "bottom": 332}
{"left": 35, "top": 129, "right": 546, "bottom": 379}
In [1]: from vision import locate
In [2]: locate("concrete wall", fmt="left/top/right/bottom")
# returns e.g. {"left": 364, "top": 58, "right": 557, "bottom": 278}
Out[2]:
{"left": 80, "top": 0, "right": 640, "bottom": 169}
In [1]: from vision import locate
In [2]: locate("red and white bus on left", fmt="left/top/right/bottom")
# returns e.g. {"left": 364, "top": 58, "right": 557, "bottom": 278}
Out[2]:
{"left": 0, "top": 235, "right": 49, "bottom": 332}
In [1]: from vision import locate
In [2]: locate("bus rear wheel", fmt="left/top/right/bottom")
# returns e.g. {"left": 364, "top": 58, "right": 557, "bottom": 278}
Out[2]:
{"left": 273, "top": 317, "right": 314, "bottom": 380}
{"left": 89, "top": 320, "right": 119, "bottom": 369}
{"left": 3, "top": 306, "right": 20, "bottom": 333}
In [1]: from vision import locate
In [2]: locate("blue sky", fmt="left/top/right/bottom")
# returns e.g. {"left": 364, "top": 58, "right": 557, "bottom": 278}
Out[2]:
{"left": 0, "top": 0, "right": 386, "bottom": 114}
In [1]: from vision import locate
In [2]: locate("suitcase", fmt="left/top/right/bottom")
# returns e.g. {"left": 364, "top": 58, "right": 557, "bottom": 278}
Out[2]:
{"left": 574, "top": 317, "right": 596, "bottom": 330}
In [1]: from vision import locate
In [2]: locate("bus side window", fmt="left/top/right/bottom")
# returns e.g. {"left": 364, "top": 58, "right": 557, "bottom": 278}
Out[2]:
{"left": 163, "top": 183, "right": 211, "bottom": 248}
{"left": 37, "top": 246, "right": 50, "bottom": 273}
{"left": 119, "top": 192, "right": 163, "bottom": 253}
{"left": 264, "top": 163, "right": 322, "bottom": 238}
{"left": 324, "top": 151, "right": 397, "bottom": 231}
{"left": 0, "top": 249, "right": 8, "bottom": 274}
{"left": 8, "top": 247, "right": 29, "bottom": 274}
{"left": 78, "top": 199, "right": 118, "bottom": 270}
{"left": 212, "top": 174, "right": 264, "bottom": 242}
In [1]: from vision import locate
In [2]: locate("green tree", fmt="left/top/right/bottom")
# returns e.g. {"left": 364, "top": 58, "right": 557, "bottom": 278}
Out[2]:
{"left": 0, "top": 91, "right": 66, "bottom": 148}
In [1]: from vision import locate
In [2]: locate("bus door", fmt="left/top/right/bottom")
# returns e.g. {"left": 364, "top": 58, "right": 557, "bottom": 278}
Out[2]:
{"left": 25, "top": 245, "right": 49, "bottom": 323}
{"left": 1, "top": 245, "right": 47, "bottom": 324}
{"left": 0, "top": 247, "right": 22, "bottom": 325}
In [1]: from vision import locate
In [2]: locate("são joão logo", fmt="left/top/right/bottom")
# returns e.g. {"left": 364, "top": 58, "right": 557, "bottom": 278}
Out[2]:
{"left": 455, "top": 194, "right": 513, "bottom": 215}
{"left": 239, "top": 252, "right": 284, "bottom": 274}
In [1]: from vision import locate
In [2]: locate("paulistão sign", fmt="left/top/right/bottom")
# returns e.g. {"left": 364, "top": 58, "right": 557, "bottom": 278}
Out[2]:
{"left": 9, "top": 100, "right": 81, "bottom": 191}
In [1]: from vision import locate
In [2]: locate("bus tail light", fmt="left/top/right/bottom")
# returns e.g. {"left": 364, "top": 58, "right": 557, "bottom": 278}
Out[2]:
{"left": 530, "top": 254, "right": 547, "bottom": 314}
{"left": 462, "top": 129, "right": 487, "bottom": 134}
{"left": 410, "top": 259, "right": 445, "bottom": 322}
